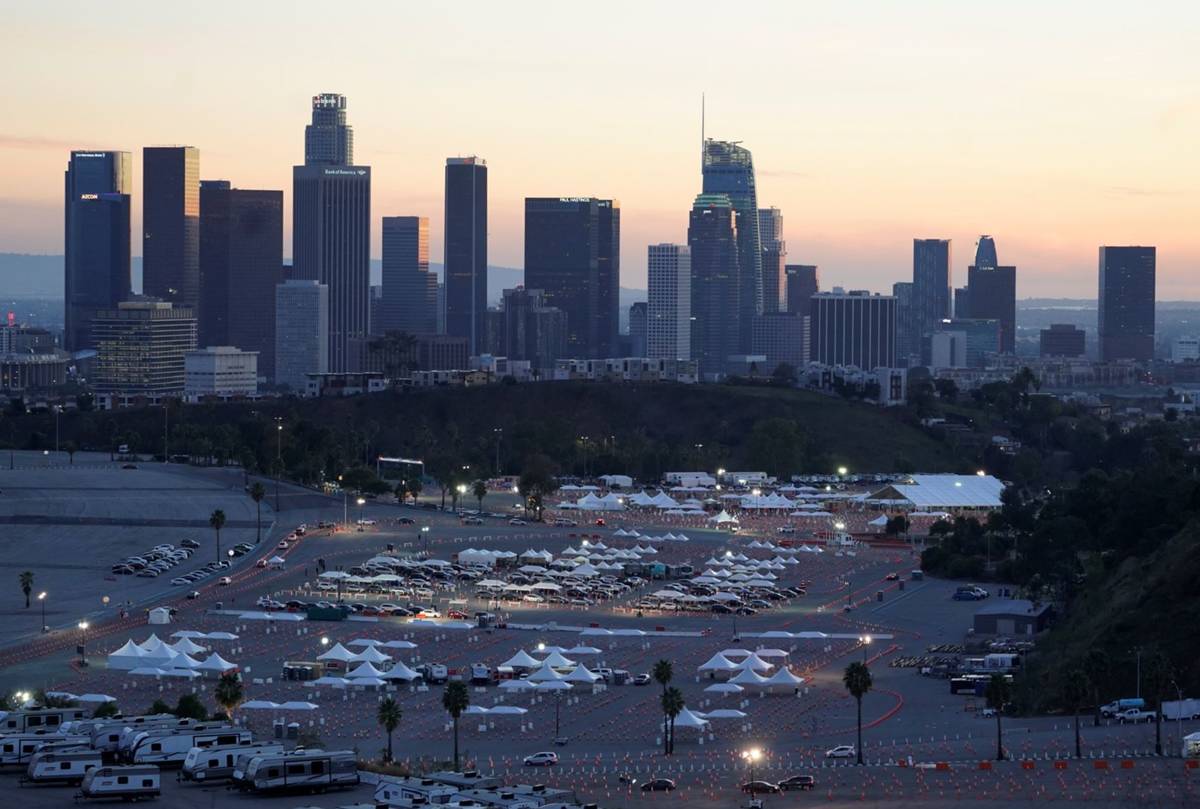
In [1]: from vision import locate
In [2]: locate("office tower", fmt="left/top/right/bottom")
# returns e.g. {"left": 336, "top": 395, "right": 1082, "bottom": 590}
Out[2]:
{"left": 369, "top": 285, "right": 383, "bottom": 335}
{"left": 293, "top": 162, "right": 370, "bottom": 372}
{"left": 275, "top": 280, "right": 328, "bottom": 391}
{"left": 64, "top": 150, "right": 132, "bottom": 351}
{"left": 524, "top": 197, "right": 620, "bottom": 359}
{"left": 975, "top": 235, "right": 998, "bottom": 270}
{"left": 305, "top": 93, "right": 353, "bottom": 166}
{"left": 967, "top": 264, "right": 1016, "bottom": 353}
{"left": 703, "top": 140, "right": 761, "bottom": 351}
{"left": 91, "top": 300, "right": 197, "bottom": 394}
{"left": 381, "top": 216, "right": 438, "bottom": 335}
{"left": 484, "top": 307, "right": 505, "bottom": 354}
{"left": 436, "top": 282, "right": 446, "bottom": 334}
{"left": 954, "top": 286, "right": 970, "bottom": 319}
{"left": 929, "top": 318, "right": 1000, "bottom": 368}
{"left": 928, "top": 331, "right": 967, "bottom": 368}
{"left": 758, "top": 208, "right": 786, "bottom": 313}
{"left": 688, "top": 194, "right": 740, "bottom": 376}
{"left": 143, "top": 146, "right": 200, "bottom": 312}
{"left": 648, "top": 244, "right": 692, "bottom": 361}
{"left": 1040, "top": 324, "right": 1086, "bottom": 358}
{"left": 629, "top": 303, "right": 648, "bottom": 356}
{"left": 198, "top": 181, "right": 283, "bottom": 378}
{"left": 1171, "top": 338, "right": 1199, "bottom": 363}
{"left": 810, "top": 291, "right": 897, "bottom": 369}
{"left": 912, "top": 238, "right": 952, "bottom": 349}
{"left": 892, "top": 281, "right": 914, "bottom": 361}
{"left": 500, "top": 287, "right": 567, "bottom": 370}
{"left": 445, "top": 157, "right": 488, "bottom": 353}
{"left": 1098, "top": 246, "right": 1156, "bottom": 361}
{"left": 184, "top": 346, "right": 258, "bottom": 398}
{"left": 785, "top": 265, "right": 819, "bottom": 317}
{"left": 752, "top": 313, "right": 810, "bottom": 371}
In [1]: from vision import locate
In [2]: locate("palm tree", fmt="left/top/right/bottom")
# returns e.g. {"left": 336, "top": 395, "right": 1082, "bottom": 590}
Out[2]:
{"left": 64, "top": 441, "right": 77, "bottom": 465}
{"left": 1084, "top": 649, "right": 1109, "bottom": 727}
{"left": 985, "top": 673, "right": 1012, "bottom": 761}
{"left": 843, "top": 662, "right": 873, "bottom": 765}
{"left": 1143, "top": 650, "right": 1173, "bottom": 757}
{"left": 442, "top": 681, "right": 470, "bottom": 770}
{"left": 214, "top": 672, "right": 243, "bottom": 719}
{"left": 209, "top": 509, "right": 227, "bottom": 564}
{"left": 1063, "top": 668, "right": 1090, "bottom": 759}
{"left": 377, "top": 696, "right": 403, "bottom": 763}
{"left": 249, "top": 483, "right": 266, "bottom": 543}
{"left": 18, "top": 571, "right": 33, "bottom": 608}
{"left": 661, "top": 687, "right": 684, "bottom": 755}
{"left": 472, "top": 480, "right": 487, "bottom": 513}
{"left": 652, "top": 659, "right": 673, "bottom": 754}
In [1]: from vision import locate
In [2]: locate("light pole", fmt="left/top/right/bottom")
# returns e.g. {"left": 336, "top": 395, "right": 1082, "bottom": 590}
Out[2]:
{"left": 78, "top": 621, "right": 89, "bottom": 666}
{"left": 456, "top": 483, "right": 467, "bottom": 513}
{"left": 421, "top": 525, "right": 430, "bottom": 555}
{"left": 274, "top": 418, "right": 283, "bottom": 511}
{"left": 860, "top": 635, "right": 872, "bottom": 662}
{"left": 54, "top": 407, "right": 60, "bottom": 454}
{"left": 356, "top": 497, "right": 366, "bottom": 528}
{"left": 493, "top": 428, "right": 503, "bottom": 476}
{"left": 741, "top": 747, "right": 762, "bottom": 791}
{"left": 38, "top": 592, "right": 46, "bottom": 633}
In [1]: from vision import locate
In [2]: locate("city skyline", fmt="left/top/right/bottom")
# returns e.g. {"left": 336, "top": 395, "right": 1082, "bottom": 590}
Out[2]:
{"left": 2, "top": 3, "right": 1199, "bottom": 297}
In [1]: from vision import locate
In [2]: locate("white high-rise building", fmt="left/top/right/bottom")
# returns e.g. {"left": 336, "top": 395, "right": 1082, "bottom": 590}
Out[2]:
{"left": 185, "top": 346, "right": 258, "bottom": 398}
{"left": 647, "top": 244, "right": 691, "bottom": 360}
{"left": 275, "top": 280, "right": 329, "bottom": 392}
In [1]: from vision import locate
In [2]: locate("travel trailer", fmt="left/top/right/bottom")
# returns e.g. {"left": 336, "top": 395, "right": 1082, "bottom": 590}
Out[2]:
{"left": 0, "top": 706, "right": 89, "bottom": 732}
{"left": 0, "top": 732, "right": 90, "bottom": 765}
{"left": 181, "top": 741, "right": 284, "bottom": 782}
{"left": 22, "top": 748, "right": 103, "bottom": 784}
{"left": 75, "top": 765, "right": 161, "bottom": 801}
{"left": 129, "top": 727, "right": 248, "bottom": 766}
{"left": 233, "top": 749, "right": 358, "bottom": 793}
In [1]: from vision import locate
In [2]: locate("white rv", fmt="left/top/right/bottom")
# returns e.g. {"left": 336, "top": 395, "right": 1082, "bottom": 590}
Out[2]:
{"left": 63, "top": 713, "right": 172, "bottom": 738}
{"left": 117, "top": 719, "right": 224, "bottom": 758}
{"left": 130, "top": 727, "right": 248, "bottom": 766}
{"left": 0, "top": 732, "right": 90, "bottom": 765}
{"left": 234, "top": 749, "right": 358, "bottom": 793}
{"left": 87, "top": 715, "right": 183, "bottom": 753}
{"left": 375, "top": 775, "right": 462, "bottom": 805}
{"left": 181, "top": 741, "right": 284, "bottom": 782}
{"left": 0, "top": 706, "right": 89, "bottom": 733}
{"left": 75, "top": 765, "right": 161, "bottom": 801}
{"left": 23, "top": 748, "right": 104, "bottom": 784}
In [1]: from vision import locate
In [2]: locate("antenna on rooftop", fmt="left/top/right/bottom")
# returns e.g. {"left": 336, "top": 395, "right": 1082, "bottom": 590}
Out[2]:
{"left": 701, "top": 92, "right": 705, "bottom": 171}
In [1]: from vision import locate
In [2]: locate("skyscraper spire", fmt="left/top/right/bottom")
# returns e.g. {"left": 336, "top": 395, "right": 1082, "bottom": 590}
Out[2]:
{"left": 974, "top": 235, "right": 997, "bottom": 270}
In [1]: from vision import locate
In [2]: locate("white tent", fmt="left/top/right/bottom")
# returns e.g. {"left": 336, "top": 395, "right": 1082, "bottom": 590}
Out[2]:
{"left": 729, "top": 668, "right": 770, "bottom": 686}
{"left": 382, "top": 661, "right": 421, "bottom": 681}
{"left": 763, "top": 667, "right": 805, "bottom": 687}
{"left": 316, "top": 643, "right": 356, "bottom": 663}
{"left": 267, "top": 555, "right": 286, "bottom": 566}
{"left": 166, "top": 652, "right": 203, "bottom": 669}
{"left": 312, "top": 676, "right": 350, "bottom": 688}
{"left": 672, "top": 707, "right": 709, "bottom": 729}
{"left": 170, "top": 637, "right": 207, "bottom": 656}
{"left": 349, "top": 646, "right": 392, "bottom": 664}
{"left": 702, "top": 708, "right": 747, "bottom": 719}
{"left": 541, "top": 650, "right": 576, "bottom": 668}
{"left": 128, "top": 667, "right": 167, "bottom": 677}
{"left": 106, "top": 640, "right": 149, "bottom": 671}
{"left": 148, "top": 607, "right": 171, "bottom": 625}
{"left": 498, "top": 679, "right": 536, "bottom": 692}
{"left": 382, "top": 640, "right": 418, "bottom": 650}
{"left": 735, "top": 653, "right": 773, "bottom": 671}
{"left": 501, "top": 650, "right": 542, "bottom": 670}
{"left": 697, "top": 653, "right": 739, "bottom": 672}
{"left": 347, "top": 638, "right": 381, "bottom": 647}
{"left": 527, "top": 663, "right": 566, "bottom": 683}
{"left": 241, "top": 700, "right": 280, "bottom": 710}
{"left": 563, "top": 664, "right": 601, "bottom": 683}
{"left": 704, "top": 682, "right": 745, "bottom": 694}
{"left": 346, "top": 661, "right": 386, "bottom": 679}
{"left": 196, "top": 653, "right": 238, "bottom": 673}
{"left": 533, "top": 680, "right": 573, "bottom": 692}
{"left": 278, "top": 701, "right": 319, "bottom": 711}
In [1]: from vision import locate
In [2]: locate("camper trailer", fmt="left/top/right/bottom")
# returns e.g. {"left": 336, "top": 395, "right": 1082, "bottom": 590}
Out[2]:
{"left": 181, "top": 741, "right": 284, "bottom": 782}
{"left": 75, "top": 765, "right": 161, "bottom": 801}
{"left": 374, "top": 775, "right": 462, "bottom": 805}
{"left": 0, "top": 706, "right": 88, "bottom": 732}
{"left": 22, "top": 748, "right": 103, "bottom": 784}
{"left": 234, "top": 749, "right": 358, "bottom": 793}
{"left": 63, "top": 713, "right": 171, "bottom": 738}
{"left": 130, "top": 727, "right": 248, "bottom": 766}
{"left": 117, "top": 720, "right": 225, "bottom": 758}
{"left": 0, "top": 732, "right": 90, "bottom": 765}
{"left": 87, "top": 715, "right": 184, "bottom": 753}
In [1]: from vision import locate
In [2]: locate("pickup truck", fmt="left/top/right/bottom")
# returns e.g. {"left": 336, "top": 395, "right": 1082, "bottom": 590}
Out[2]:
{"left": 1115, "top": 707, "right": 1157, "bottom": 723}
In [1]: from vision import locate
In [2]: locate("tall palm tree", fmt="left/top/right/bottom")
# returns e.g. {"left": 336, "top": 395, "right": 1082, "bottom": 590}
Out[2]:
{"left": 249, "top": 483, "right": 266, "bottom": 543}
{"left": 18, "top": 571, "right": 33, "bottom": 608}
{"left": 661, "top": 687, "right": 684, "bottom": 755}
{"left": 209, "top": 509, "right": 227, "bottom": 564}
{"left": 214, "top": 672, "right": 243, "bottom": 719}
{"left": 843, "top": 662, "right": 873, "bottom": 765}
{"left": 377, "top": 697, "right": 402, "bottom": 763}
{"left": 472, "top": 480, "right": 487, "bottom": 513}
{"left": 1063, "top": 668, "right": 1090, "bottom": 759}
{"left": 442, "top": 681, "right": 470, "bottom": 770}
{"left": 985, "top": 673, "right": 1012, "bottom": 761}
{"left": 652, "top": 659, "right": 673, "bottom": 754}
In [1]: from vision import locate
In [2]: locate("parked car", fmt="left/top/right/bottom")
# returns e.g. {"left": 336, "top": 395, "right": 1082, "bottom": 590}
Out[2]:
{"left": 462, "top": 517, "right": 484, "bottom": 526}
{"left": 640, "top": 778, "right": 676, "bottom": 792}
{"left": 508, "top": 518, "right": 528, "bottom": 526}
{"left": 632, "top": 673, "right": 651, "bottom": 686}
{"left": 523, "top": 751, "right": 558, "bottom": 767}
{"left": 1116, "top": 707, "right": 1157, "bottom": 723}
{"left": 741, "top": 781, "right": 781, "bottom": 794}
{"left": 397, "top": 517, "right": 415, "bottom": 525}
{"left": 779, "top": 774, "right": 816, "bottom": 791}
{"left": 218, "top": 577, "right": 232, "bottom": 586}
{"left": 825, "top": 745, "right": 855, "bottom": 759}
{"left": 187, "top": 591, "right": 200, "bottom": 600}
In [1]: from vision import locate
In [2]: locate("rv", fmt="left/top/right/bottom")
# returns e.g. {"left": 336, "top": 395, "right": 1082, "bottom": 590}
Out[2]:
{"left": 181, "top": 741, "right": 284, "bottom": 782}
{"left": 23, "top": 748, "right": 103, "bottom": 784}
{"left": 86, "top": 715, "right": 183, "bottom": 753}
{"left": 234, "top": 749, "right": 358, "bottom": 793}
{"left": 75, "top": 765, "right": 161, "bottom": 802}
{"left": 0, "top": 732, "right": 90, "bottom": 765}
{"left": 374, "top": 775, "right": 462, "bottom": 805}
{"left": 63, "top": 712, "right": 172, "bottom": 737}
{"left": 116, "top": 719, "right": 224, "bottom": 758}
{"left": 129, "top": 727, "right": 248, "bottom": 766}
{"left": 424, "top": 770, "right": 503, "bottom": 791}
{"left": 0, "top": 706, "right": 88, "bottom": 732}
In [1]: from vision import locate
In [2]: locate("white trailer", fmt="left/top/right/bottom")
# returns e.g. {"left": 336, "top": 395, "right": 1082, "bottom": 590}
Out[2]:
{"left": 117, "top": 719, "right": 225, "bottom": 758}
{"left": 181, "top": 741, "right": 284, "bottom": 782}
{"left": 130, "top": 727, "right": 248, "bottom": 766}
{"left": 75, "top": 765, "right": 161, "bottom": 801}
{"left": 22, "top": 748, "right": 103, "bottom": 784}
{"left": 87, "top": 715, "right": 185, "bottom": 753}
{"left": 0, "top": 707, "right": 89, "bottom": 733}
{"left": 234, "top": 749, "right": 359, "bottom": 793}
{"left": 0, "top": 732, "right": 90, "bottom": 765}
{"left": 1163, "top": 698, "right": 1200, "bottom": 720}
{"left": 374, "top": 775, "right": 462, "bottom": 805}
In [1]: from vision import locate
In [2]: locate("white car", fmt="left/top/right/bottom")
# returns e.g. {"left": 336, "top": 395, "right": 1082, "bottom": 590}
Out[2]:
{"left": 523, "top": 751, "right": 558, "bottom": 766}
{"left": 509, "top": 518, "right": 528, "bottom": 526}
{"left": 825, "top": 745, "right": 855, "bottom": 759}
{"left": 316, "top": 581, "right": 337, "bottom": 590}
{"left": 218, "top": 576, "right": 232, "bottom": 586}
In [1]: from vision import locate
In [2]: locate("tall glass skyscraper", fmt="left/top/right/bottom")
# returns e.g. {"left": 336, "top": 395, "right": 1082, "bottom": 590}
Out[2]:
{"left": 966, "top": 235, "right": 1016, "bottom": 353}
{"left": 647, "top": 244, "right": 691, "bottom": 361}
{"left": 64, "top": 150, "right": 132, "bottom": 351}
{"left": 912, "top": 238, "right": 952, "bottom": 356}
{"left": 305, "top": 93, "right": 354, "bottom": 166}
{"left": 445, "top": 157, "right": 488, "bottom": 354}
{"left": 143, "top": 146, "right": 200, "bottom": 311}
{"left": 381, "top": 216, "right": 437, "bottom": 335}
{"left": 1099, "top": 245, "right": 1156, "bottom": 361}
{"left": 703, "top": 140, "right": 761, "bottom": 351}
{"left": 974, "top": 235, "right": 998, "bottom": 270}
{"left": 758, "top": 207, "right": 786, "bottom": 313}
{"left": 688, "top": 194, "right": 740, "bottom": 376}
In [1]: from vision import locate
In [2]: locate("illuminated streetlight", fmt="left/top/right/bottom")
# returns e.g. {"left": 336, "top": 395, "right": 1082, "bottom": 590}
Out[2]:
{"left": 751, "top": 488, "right": 761, "bottom": 498}
{"left": 37, "top": 591, "right": 47, "bottom": 633}
{"left": 717, "top": 468, "right": 726, "bottom": 477}
{"left": 78, "top": 621, "right": 89, "bottom": 666}
{"left": 860, "top": 634, "right": 872, "bottom": 661}
{"left": 537, "top": 642, "right": 546, "bottom": 652}
{"left": 742, "top": 746, "right": 763, "bottom": 788}
{"left": 356, "top": 497, "right": 366, "bottom": 527}
{"left": 976, "top": 469, "right": 986, "bottom": 477}
{"left": 320, "top": 636, "right": 330, "bottom": 647}
{"left": 834, "top": 521, "right": 846, "bottom": 531}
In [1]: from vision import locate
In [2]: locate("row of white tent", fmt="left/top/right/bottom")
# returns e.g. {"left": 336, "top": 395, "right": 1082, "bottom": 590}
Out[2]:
{"left": 560, "top": 492, "right": 626, "bottom": 511}
{"left": 107, "top": 634, "right": 238, "bottom": 674}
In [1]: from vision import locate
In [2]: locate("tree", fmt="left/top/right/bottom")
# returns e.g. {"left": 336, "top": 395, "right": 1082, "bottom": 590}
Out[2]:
{"left": 209, "top": 509, "right": 227, "bottom": 564}
{"left": 1143, "top": 650, "right": 1174, "bottom": 757}
{"left": 174, "top": 693, "right": 207, "bottom": 720}
{"left": 843, "top": 662, "right": 873, "bottom": 765}
{"left": 92, "top": 701, "right": 120, "bottom": 719}
{"left": 652, "top": 659, "right": 673, "bottom": 754}
{"left": 747, "top": 417, "right": 809, "bottom": 478}
{"left": 64, "top": 441, "right": 77, "bottom": 465}
{"left": 18, "top": 571, "right": 33, "bottom": 608}
{"left": 661, "top": 687, "right": 684, "bottom": 755}
{"left": 442, "top": 681, "right": 470, "bottom": 770}
{"left": 377, "top": 696, "right": 402, "bottom": 763}
{"left": 885, "top": 515, "right": 910, "bottom": 537}
{"left": 985, "top": 673, "right": 1012, "bottom": 761}
{"left": 518, "top": 454, "right": 559, "bottom": 522}
{"left": 771, "top": 363, "right": 798, "bottom": 386}
{"left": 148, "top": 698, "right": 173, "bottom": 716}
{"left": 426, "top": 455, "right": 455, "bottom": 510}
{"left": 214, "top": 672, "right": 243, "bottom": 719}
{"left": 1063, "top": 668, "right": 1090, "bottom": 759}
{"left": 249, "top": 483, "right": 266, "bottom": 543}
{"left": 472, "top": 479, "right": 488, "bottom": 513}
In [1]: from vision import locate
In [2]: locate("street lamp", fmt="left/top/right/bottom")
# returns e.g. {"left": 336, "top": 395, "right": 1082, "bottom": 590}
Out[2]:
{"left": 78, "top": 621, "right": 89, "bottom": 666}
{"left": 741, "top": 747, "right": 762, "bottom": 790}
{"left": 837, "top": 466, "right": 848, "bottom": 477}
{"left": 421, "top": 525, "right": 430, "bottom": 555}
{"left": 860, "top": 635, "right": 872, "bottom": 661}
{"left": 356, "top": 497, "right": 366, "bottom": 527}
{"left": 38, "top": 592, "right": 47, "bottom": 633}
{"left": 320, "top": 636, "right": 329, "bottom": 647}
{"left": 274, "top": 418, "right": 284, "bottom": 510}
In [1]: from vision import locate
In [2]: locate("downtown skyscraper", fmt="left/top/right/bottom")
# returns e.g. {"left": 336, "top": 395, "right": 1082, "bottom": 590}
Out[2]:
{"left": 703, "top": 139, "right": 761, "bottom": 351}
{"left": 910, "top": 238, "right": 952, "bottom": 359}
{"left": 293, "top": 94, "right": 370, "bottom": 372}
{"left": 965, "top": 235, "right": 1016, "bottom": 353}
{"left": 758, "top": 207, "right": 786, "bottom": 313}
{"left": 64, "top": 150, "right": 132, "bottom": 351}
{"left": 1099, "top": 246, "right": 1156, "bottom": 361}
{"left": 143, "top": 146, "right": 200, "bottom": 311}
{"left": 381, "top": 216, "right": 437, "bottom": 335}
{"left": 688, "top": 194, "right": 740, "bottom": 376}
{"left": 445, "top": 157, "right": 487, "bottom": 354}
{"left": 647, "top": 244, "right": 691, "bottom": 361}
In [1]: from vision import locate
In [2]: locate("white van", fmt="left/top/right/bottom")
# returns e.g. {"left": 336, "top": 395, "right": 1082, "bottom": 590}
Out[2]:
{"left": 182, "top": 741, "right": 284, "bottom": 782}
{"left": 23, "top": 748, "right": 103, "bottom": 784}
{"left": 76, "top": 765, "right": 160, "bottom": 801}
{"left": 130, "top": 727, "right": 248, "bottom": 766}
{"left": 0, "top": 732, "right": 90, "bottom": 765}
{"left": 234, "top": 749, "right": 359, "bottom": 793}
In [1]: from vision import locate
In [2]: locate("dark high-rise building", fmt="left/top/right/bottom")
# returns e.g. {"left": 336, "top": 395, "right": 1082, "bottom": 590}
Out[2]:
{"left": 524, "top": 197, "right": 620, "bottom": 359}
{"left": 954, "top": 286, "right": 970, "bottom": 319}
{"left": 445, "top": 157, "right": 488, "bottom": 353}
{"left": 703, "top": 140, "right": 761, "bottom": 351}
{"left": 967, "top": 264, "right": 1016, "bottom": 353}
{"left": 1040, "top": 324, "right": 1086, "bottom": 358}
{"left": 892, "top": 281, "right": 914, "bottom": 361}
{"left": 143, "top": 146, "right": 200, "bottom": 313}
{"left": 758, "top": 207, "right": 786, "bottom": 313}
{"left": 752, "top": 313, "right": 809, "bottom": 372}
{"left": 912, "top": 238, "right": 951, "bottom": 349}
{"left": 381, "top": 216, "right": 437, "bottom": 335}
{"left": 64, "top": 150, "right": 132, "bottom": 351}
{"left": 688, "top": 193, "right": 740, "bottom": 376}
{"left": 1099, "top": 246, "right": 1156, "bottom": 362}
{"left": 975, "top": 235, "right": 998, "bottom": 270}
{"left": 199, "top": 181, "right": 283, "bottom": 378}
{"left": 928, "top": 318, "right": 1000, "bottom": 368}
{"left": 629, "top": 302, "right": 648, "bottom": 356}
{"left": 369, "top": 284, "right": 383, "bottom": 336}
{"left": 810, "top": 291, "right": 897, "bottom": 369}
{"left": 501, "top": 287, "right": 567, "bottom": 370}
{"left": 292, "top": 164, "right": 371, "bottom": 372}
{"left": 785, "top": 265, "right": 819, "bottom": 317}
{"left": 304, "top": 93, "right": 353, "bottom": 166}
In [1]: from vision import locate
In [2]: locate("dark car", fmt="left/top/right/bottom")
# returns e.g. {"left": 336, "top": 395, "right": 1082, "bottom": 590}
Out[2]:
{"left": 711, "top": 603, "right": 734, "bottom": 614}
{"left": 736, "top": 607, "right": 758, "bottom": 616}
{"left": 640, "top": 778, "right": 676, "bottom": 792}
{"left": 779, "top": 774, "right": 816, "bottom": 791}
{"left": 121, "top": 463, "right": 138, "bottom": 469}
{"left": 885, "top": 572, "right": 900, "bottom": 581}
{"left": 741, "top": 781, "right": 781, "bottom": 794}
{"left": 398, "top": 517, "right": 416, "bottom": 525}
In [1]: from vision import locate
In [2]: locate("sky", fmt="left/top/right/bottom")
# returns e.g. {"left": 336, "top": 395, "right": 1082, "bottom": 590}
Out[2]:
{"left": 1, "top": 1, "right": 1199, "bottom": 297}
